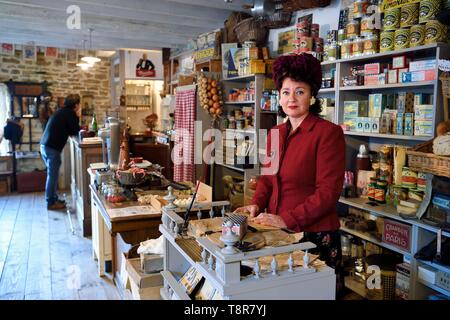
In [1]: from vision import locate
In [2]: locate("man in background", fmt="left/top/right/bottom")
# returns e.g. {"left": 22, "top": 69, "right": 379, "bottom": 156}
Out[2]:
{"left": 40, "top": 94, "right": 81, "bottom": 210}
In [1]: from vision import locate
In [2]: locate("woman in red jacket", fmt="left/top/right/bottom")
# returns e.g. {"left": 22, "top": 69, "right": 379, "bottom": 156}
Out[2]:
{"left": 235, "top": 53, "right": 345, "bottom": 269}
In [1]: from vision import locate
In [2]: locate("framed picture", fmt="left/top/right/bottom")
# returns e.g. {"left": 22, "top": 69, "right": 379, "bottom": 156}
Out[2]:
{"left": 66, "top": 49, "right": 78, "bottom": 63}
{"left": 24, "top": 45, "right": 36, "bottom": 61}
{"left": 278, "top": 29, "right": 295, "bottom": 55}
{"left": 45, "top": 47, "right": 58, "bottom": 58}
{"left": 1, "top": 43, "right": 13, "bottom": 55}
{"left": 58, "top": 48, "right": 66, "bottom": 60}
{"left": 14, "top": 44, "right": 23, "bottom": 60}
{"left": 81, "top": 95, "right": 94, "bottom": 117}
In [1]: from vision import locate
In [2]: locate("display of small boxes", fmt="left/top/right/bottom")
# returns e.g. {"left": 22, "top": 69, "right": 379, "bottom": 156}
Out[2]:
{"left": 414, "top": 120, "right": 433, "bottom": 136}
{"left": 404, "top": 113, "right": 414, "bottom": 136}
{"left": 369, "top": 94, "right": 386, "bottom": 118}
{"left": 414, "top": 104, "right": 433, "bottom": 120}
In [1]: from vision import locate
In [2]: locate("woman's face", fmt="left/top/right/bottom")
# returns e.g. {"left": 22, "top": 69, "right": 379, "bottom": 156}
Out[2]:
{"left": 279, "top": 77, "right": 312, "bottom": 119}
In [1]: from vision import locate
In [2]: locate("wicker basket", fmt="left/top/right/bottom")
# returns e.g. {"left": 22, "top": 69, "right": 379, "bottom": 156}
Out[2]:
{"left": 281, "top": 0, "right": 331, "bottom": 12}
{"left": 262, "top": 10, "right": 293, "bottom": 29}
{"left": 233, "top": 17, "right": 268, "bottom": 46}
{"left": 406, "top": 140, "right": 450, "bottom": 178}
{"left": 224, "top": 11, "right": 252, "bottom": 43}
{"left": 440, "top": 72, "right": 450, "bottom": 120}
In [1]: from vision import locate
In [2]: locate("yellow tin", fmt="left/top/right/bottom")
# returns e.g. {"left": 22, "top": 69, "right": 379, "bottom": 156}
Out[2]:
{"left": 395, "top": 29, "right": 410, "bottom": 50}
{"left": 410, "top": 24, "right": 425, "bottom": 47}
{"left": 400, "top": 3, "right": 419, "bottom": 28}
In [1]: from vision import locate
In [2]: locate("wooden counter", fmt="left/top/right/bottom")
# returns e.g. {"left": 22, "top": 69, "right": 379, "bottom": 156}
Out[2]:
{"left": 69, "top": 136, "right": 103, "bottom": 237}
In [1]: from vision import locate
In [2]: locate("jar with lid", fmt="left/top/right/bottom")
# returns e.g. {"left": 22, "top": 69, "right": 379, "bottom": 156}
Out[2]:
{"left": 375, "top": 180, "right": 387, "bottom": 204}
{"left": 363, "top": 34, "right": 379, "bottom": 55}
{"left": 351, "top": 37, "right": 364, "bottom": 57}
{"left": 368, "top": 177, "right": 378, "bottom": 201}
{"left": 341, "top": 39, "right": 353, "bottom": 59}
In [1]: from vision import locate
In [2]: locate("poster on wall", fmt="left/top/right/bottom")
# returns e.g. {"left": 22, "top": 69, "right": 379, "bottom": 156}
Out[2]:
{"left": 124, "top": 50, "right": 163, "bottom": 80}
{"left": 278, "top": 29, "right": 295, "bottom": 55}
{"left": 46, "top": 47, "right": 58, "bottom": 58}
{"left": 1, "top": 43, "right": 13, "bottom": 55}
{"left": 14, "top": 44, "right": 23, "bottom": 59}
{"left": 24, "top": 45, "right": 36, "bottom": 61}
{"left": 66, "top": 49, "right": 78, "bottom": 63}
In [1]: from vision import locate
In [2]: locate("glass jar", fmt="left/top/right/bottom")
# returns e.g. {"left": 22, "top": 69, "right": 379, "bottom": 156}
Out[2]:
{"left": 341, "top": 39, "right": 353, "bottom": 59}
{"left": 363, "top": 34, "right": 379, "bottom": 55}
{"left": 368, "top": 177, "right": 378, "bottom": 201}
{"left": 375, "top": 180, "right": 387, "bottom": 204}
{"left": 351, "top": 37, "right": 364, "bottom": 57}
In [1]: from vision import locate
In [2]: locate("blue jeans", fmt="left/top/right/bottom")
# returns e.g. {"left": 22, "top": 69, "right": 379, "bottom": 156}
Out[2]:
{"left": 40, "top": 145, "right": 61, "bottom": 206}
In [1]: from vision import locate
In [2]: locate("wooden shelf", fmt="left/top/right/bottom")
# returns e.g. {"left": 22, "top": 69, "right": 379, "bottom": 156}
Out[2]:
{"left": 222, "top": 74, "right": 256, "bottom": 82}
{"left": 340, "top": 225, "right": 410, "bottom": 256}
{"left": 344, "top": 131, "right": 432, "bottom": 141}
{"left": 321, "top": 42, "right": 448, "bottom": 66}
{"left": 340, "top": 81, "right": 435, "bottom": 91}
{"left": 339, "top": 197, "right": 450, "bottom": 237}
{"left": 224, "top": 101, "right": 255, "bottom": 105}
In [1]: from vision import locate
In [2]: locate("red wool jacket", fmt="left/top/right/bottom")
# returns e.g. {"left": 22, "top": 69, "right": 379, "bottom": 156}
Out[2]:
{"left": 251, "top": 114, "right": 345, "bottom": 232}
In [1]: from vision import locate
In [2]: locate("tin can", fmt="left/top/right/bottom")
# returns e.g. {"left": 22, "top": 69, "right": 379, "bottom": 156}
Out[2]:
{"left": 296, "top": 21, "right": 311, "bottom": 37}
{"left": 338, "top": 29, "right": 346, "bottom": 42}
{"left": 353, "top": 0, "right": 369, "bottom": 19}
{"left": 299, "top": 36, "right": 313, "bottom": 51}
{"left": 363, "top": 34, "right": 379, "bottom": 55}
{"left": 425, "top": 20, "right": 448, "bottom": 44}
{"left": 383, "top": 8, "right": 400, "bottom": 31}
{"left": 400, "top": 3, "right": 419, "bottom": 28}
{"left": 352, "top": 37, "right": 364, "bottom": 57}
{"left": 419, "top": 0, "right": 442, "bottom": 24}
{"left": 347, "top": 20, "right": 360, "bottom": 38}
{"left": 311, "top": 24, "right": 320, "bottom": 38}
{"left": 380, "top": 30, "right": 395, "bottom": 52}
{"left": 341, "top": 39, "right": 353, "bottom": 59}
{"left": 313, "top": 37, "right": 324, "bottom": 52}
{"left": 410, "top": 24, "right": 426, "bottom": 47}
{"left": 395, "top": 28, "right": 410, "bottom": 50}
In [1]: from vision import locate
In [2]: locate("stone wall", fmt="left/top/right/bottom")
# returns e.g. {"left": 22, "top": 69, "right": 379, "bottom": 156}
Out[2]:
{"left": 0, "top": 47, "right": 112, "bottom": 178}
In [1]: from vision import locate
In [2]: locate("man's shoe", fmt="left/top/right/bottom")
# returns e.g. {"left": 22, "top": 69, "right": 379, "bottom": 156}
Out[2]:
{"left": 47, "top": 202, "right": 67, "bottom": 210}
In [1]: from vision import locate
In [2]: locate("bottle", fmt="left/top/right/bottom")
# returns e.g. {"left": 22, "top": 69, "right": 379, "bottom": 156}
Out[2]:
{"left": 91, "top": 112, "right": 98, "bottom": 134}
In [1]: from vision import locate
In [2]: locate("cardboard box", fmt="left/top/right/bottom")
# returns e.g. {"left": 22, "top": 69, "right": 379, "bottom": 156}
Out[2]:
{"left": 396, "top": 113, "right": 404, "bottom": 135}
{"left": 126, "top": 258, "right": 163, "bottom": 300}
{"left": 409, "top": 59, "right": 436, "bottom": 72}
{"left": 404, "top": 113, "right": 414, "bottom": 136}
{"left": 395, "top": 262, "right": 411, "bottom": 300}
{"left": 414, "top": 120, "right": 433, "bottom": 136}
{"left": 388, "top": 69, "right": 398, "bottom": 84}
{"left": 392, "top": 56, "right": 407, "bottom": 69}
{"left": 414, "top": 104, "right": 433, "bottom": 120}
{"left": 383, "top": 219, "right": 411, "bottom": 251}
{"left": 369, "top": 94, "right": 386, "bottom": 118}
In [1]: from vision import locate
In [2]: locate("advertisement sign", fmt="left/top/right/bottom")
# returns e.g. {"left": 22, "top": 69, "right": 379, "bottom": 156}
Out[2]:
{"left": 383, "top": 219, "right": 411, "bottom": 252}
{"left": 124, "top": 50, "right": 163, "bottom": 80}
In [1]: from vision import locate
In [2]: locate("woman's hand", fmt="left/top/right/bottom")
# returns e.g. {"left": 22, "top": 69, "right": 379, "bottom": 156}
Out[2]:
{"left": 250, "top": 213, "right": 287, "bottom": 228}
{"left": 233, "top": 204, "right": 259, "bottom": 217}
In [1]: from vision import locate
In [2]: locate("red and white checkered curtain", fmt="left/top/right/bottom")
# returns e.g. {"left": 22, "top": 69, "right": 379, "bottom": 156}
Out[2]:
{"left": 174, "top": 87, "right": 196, "bottom": 182}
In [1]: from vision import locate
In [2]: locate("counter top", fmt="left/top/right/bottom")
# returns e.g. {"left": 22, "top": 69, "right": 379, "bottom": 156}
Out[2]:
{"left": 69, "top": 136, "right": 103, "bottom": 148}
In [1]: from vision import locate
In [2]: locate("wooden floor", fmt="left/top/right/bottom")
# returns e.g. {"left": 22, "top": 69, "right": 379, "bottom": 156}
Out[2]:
{"left": 0, "top": 192, "right": 121, "bottom": 300}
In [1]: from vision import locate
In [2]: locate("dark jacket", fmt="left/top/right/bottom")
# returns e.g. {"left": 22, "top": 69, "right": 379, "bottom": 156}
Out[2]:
{"left": 40, "top": 107, "right": 80, "bottom": 152}
{"left": 251, "top": 114, "right": 346, "bottom": 232}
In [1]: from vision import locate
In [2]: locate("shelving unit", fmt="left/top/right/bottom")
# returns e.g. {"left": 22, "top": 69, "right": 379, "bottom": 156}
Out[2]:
{"left": 330, "top": 42, "right": 450, "bottom": 300}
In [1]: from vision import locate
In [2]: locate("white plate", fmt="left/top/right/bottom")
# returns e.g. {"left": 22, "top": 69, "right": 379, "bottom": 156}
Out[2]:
{"left": 133, "top": 160, "right": 152, "bottom": 168}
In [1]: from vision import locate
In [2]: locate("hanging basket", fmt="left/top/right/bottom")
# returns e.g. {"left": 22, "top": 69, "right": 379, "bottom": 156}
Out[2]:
{"left": 281, "top": 0, "right": 331, "bottom": 12}
{"left": 262, "top": 10, "right": 293, "bottom": 29}
{"left": 233, "top": 17, "right": 269, "bottom": 46}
